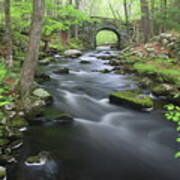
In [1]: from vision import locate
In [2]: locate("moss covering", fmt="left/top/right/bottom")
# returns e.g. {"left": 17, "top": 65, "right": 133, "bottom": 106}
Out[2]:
{"left": 110, "top": 90, "right": 153, "bottom": 109}
{"left": 0, "top": 166, "right": 6, "bottom": 178}
{"left": 9, "top": 118, "right": 28, "bottom": 127}
{"left": 26, "top": 155, "right": 41, "bottom": 163}
{"left": 0, "top": 138, "right": 9, "bottom": 146}
{"left": 100, "top": 69, "right": 111, "bottom": 73}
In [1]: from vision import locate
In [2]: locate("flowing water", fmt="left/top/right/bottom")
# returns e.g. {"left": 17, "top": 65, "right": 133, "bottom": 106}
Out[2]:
{"left": 9, "top": 47, "right": 179, "bottom": 180}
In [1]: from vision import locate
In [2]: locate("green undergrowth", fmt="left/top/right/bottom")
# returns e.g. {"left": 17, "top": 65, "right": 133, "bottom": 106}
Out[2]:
{"left": 118, "top": 54, "right": 180, "bottom": 85}
{"left": 164, "top": 104, "right": 180, "bottom": 158}
{"left": 133, "top": 62, "right": 180, "bottom": 84}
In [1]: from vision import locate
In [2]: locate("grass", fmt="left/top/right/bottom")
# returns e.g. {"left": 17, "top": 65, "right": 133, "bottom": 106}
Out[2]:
{"left": 96, "top": 30, "right": 118, "bottom": 46}
{"left": 133, "top": 59, "right": 180, "bottom": 85}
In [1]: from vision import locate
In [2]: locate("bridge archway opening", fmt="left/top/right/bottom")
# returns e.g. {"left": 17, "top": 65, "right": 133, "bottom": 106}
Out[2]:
{"left": 95, "top": 28, "right": 121, "bottom": 49}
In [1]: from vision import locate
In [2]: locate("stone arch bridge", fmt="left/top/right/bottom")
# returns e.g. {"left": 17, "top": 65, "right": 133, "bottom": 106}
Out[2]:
{"left": 80, "top": 16, "right": 133, "bottom": 49}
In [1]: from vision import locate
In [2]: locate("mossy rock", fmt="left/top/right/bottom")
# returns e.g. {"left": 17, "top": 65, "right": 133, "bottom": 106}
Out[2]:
{"left": 0, "top": 138, "right": 9, "bottom": 147}
{"left": 26, "top": 155, "right": 41, "bottom": 164}
{"left": 0, "top": 166, "right": 6, "bottom": 178}
{"left": 54, "top": 113, "right": 73, "bottom": 124}
{"left": 80, "top": 60, "right": 91, "bottom": 64}
{"left": 100, "top": 69, "right": 111, "bottom": 73}
{"left": 54, "top": 68, "right": 69, "bottom": 74}
{"left": 151, "top": 84, "right": 176, "bottom": 96}
{"left": 0, "top": 127, "right": 8, "bottom": 138}
{"left": 9, "top": 118, "right": 28, "bottom": 128}
{"left": 114, "top": 70, "right": 125, "bottom": 75}
{"left": 109, "top": 90, "right": 153, "bottom": 110}
{"left": 25, "top": 151, "right": 51, "bottom": 165}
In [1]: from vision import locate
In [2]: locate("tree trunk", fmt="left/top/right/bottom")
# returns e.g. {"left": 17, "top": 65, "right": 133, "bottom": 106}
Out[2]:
{"left": 4, "top": 0, "right": 13, "bottom": 68}
{"left": 20, "top": 0, "right": 44, "bottom": 97}
{"left": 123, "top": 0, "right": 129, "bottom": 25}
{"left": 74, "top": 0, "right": 80, "bottom": 39}
{"left": 140, "top": 0, "right": 151, "bottom": 42}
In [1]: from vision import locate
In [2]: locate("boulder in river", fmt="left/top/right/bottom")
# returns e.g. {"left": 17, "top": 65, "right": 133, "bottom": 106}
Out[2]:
{"left": 25, "top": 151, "right": 51, "bottom": 166}
{"left": 32, "top": 88, "right": 53, "bottom": 105}
{"left": 80, "top": 60, "right": 91, "bottom": 64}
{"left": 35, "top": 72, "right": 50, "bottom": 83}
{"left": 54, "top": 113, "right": 74, "bottom": 124}
{"left": 109, "top": 89, "right": 153, "bottom": 110}
{"left": 100, "top": 69, "right": 111, "bottom": 73}
{"left": 151, "top": 83, "right": 176, "bottom": 96}
{"left": 54, "top": 67, "right": 69, "bottom": 74}
{"left": 64, "top": 49, "right": 82, "bottom": 58}
{"left": 39, "top": 56, "right": 54, "bottom": 65}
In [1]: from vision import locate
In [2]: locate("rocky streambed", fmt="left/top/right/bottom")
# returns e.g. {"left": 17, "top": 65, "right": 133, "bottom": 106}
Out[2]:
{"left": 1, "top": 46, "right": 180, "bottom": 180}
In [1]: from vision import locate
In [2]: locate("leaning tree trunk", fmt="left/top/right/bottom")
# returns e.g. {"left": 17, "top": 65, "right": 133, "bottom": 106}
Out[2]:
{"left": 4, "top": 0, "right": 13, "bottom": 68}
{"left": 20, "top": 0, "right": 44, "bottom": 97}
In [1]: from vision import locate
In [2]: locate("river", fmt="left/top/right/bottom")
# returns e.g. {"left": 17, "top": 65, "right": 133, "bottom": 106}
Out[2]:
{"left": 9, "top": 47, "right": 179, "bottom": 180}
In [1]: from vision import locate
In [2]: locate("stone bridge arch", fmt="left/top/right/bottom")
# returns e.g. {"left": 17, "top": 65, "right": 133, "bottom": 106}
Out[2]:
{"left": 95, "top": 27, "right": 121, "bottom": 49}
{"left": 80, "top": 16, "right": 133, "bottom": 49}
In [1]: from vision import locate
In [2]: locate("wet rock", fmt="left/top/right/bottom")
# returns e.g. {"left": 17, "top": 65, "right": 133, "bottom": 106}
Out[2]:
{"left": 54, "top": 68, "right": 69, "bottom": 74}
{"left": 114, "top": 69, "right": 125, "bottom": 75}
{"left": 54, "top": 113, "right": 73, "bottom": 124}
{"left": 0, "top": 166, "right": 6, "bottom": 179}
{"left": 25, "top": 151, "right": 51, "bottom": 166}
{"left": 109, "top": 60, "right": 121, "bottom": 66}
{"left": 0, "top": 154, "right": 16, "bottom": 164}
{"left": 0, "top": 139, "right": 9, "bottom": 147}
{"left": 109, "top": 89, "right": 153, "bottom": 110}
{"left": 32, "top": 88, "right": 53, "bottom": 105}
{"left": 64, "top": 49, "right": 82, "bottom": 58}
{"left": 39, "top": 57, "right": 54, "bottom": 65}
{"left": 8, "top": 139, "right": 23, "bottom": 150}
{"left": 35, "top": 72, "right": 50, "bottom": 83}
{"left": 100, "top": 69, "right": 111, "bottom": 73}
{"left": 96, "top": 54, "right": 118, "bottom": 60}
{"left": 151, "top": 83, "right": 175, "bottom": 96}
{"left": 80, "top": 60, "right": 91, "bottom": 64}
{"left": 9, "top": 117, "right": 28, "bottom": 128}
{"left": 139, "top": 77, "right": 153, "bottom": 88}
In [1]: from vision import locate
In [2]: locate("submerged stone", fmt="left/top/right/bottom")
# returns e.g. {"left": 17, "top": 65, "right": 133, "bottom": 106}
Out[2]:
{"left": 100, "top": 69, "right": 111, "bottom": 73}
{"left": 54, "top": 68, "right": 69, "bottom": 74}
{"left": 54, "top": 113, "right": 74, "bottom": 124}
{"left": 109, "top": 90, "right": 153, "bottom": 110}
{"left": 80, "top": 60, "right": 91, "bottom": 64}
{"left": 35, "top": 72, "right": 50, "bottom": 83}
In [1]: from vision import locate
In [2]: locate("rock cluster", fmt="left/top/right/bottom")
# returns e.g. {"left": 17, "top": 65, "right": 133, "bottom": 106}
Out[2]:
{"left": 124, "top": 33, "right": 180, "bottom": 59}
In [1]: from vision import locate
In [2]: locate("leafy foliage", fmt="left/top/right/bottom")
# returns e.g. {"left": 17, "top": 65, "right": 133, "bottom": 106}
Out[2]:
{"left": 164, "top": 104, "right": 180, "bottom": 158}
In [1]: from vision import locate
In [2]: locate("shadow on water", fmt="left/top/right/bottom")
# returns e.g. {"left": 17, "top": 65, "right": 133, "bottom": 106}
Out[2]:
{"left": 8, "top": 47, "right": 179, "bottom": 180}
